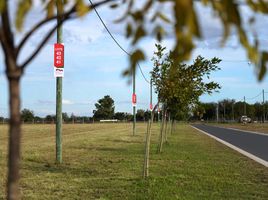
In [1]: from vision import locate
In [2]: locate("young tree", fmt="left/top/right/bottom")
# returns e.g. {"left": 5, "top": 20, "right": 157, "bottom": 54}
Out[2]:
{"left": 93, "top": 95, "right": 115, "bottom": 120}
{"left": 152, "top": 44, "right": 221, "bottom": 120}
{"left": 151, "top": 44, "right": 221, "bottom": 152}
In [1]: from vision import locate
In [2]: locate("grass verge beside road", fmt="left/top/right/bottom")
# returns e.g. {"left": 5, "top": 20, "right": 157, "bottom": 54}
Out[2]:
{"left": 1, "top": 123, "right": 268, "bottom": 199}
{"left": 215, "top": 123, "right": 268, "bottom": 134}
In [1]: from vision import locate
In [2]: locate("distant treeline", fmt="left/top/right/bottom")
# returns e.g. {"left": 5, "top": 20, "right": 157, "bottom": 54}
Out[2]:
{"left": 2, "top": 99, "right": 267, "bottom": 124}
{"left": 0, "top": 109, "right": 162, "bottom": 124}
{"left": 192, "top": 99, "right": 268, "bottom": 122}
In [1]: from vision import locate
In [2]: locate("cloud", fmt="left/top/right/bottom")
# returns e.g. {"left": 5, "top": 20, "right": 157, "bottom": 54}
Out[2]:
{"left": 37, "top": 100, "right": 54, "bottom": 105}
{"left": 62, "top": 99, "right": 74, "bottom": 105}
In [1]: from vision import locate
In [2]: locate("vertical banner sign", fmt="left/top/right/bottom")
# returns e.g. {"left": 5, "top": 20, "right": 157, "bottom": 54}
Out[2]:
{"left": 150, "top": 103, "right": 153, "bottom": 111}
{"left": 54, "top": 43, "right": 64, "bottom": 77}
{"left": 132, "top": 93, "right": 137, "bottom": 107}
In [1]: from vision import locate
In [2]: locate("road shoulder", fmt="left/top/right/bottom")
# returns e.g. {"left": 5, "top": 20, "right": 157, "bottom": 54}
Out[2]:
{"left": 191, "top": 125, "right": 268, "bottom": 168}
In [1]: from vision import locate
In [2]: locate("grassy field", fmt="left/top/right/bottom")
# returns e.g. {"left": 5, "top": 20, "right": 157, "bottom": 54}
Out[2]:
{"left": 1, "top": 123, "right": 268, "bottom": 199}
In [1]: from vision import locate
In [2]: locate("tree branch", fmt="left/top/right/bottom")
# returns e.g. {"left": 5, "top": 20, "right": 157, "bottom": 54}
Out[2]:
{"left": 16, "top": 0, "right": 114, "bottom": 57}
{"left": 1, "top": 0, "right": 16, "bottom": 60}
{"left": 19, "top": 15, "right": 74, "bottom": 70}
{"left": 0, "top": 28, "right": 4, "bottom": 46}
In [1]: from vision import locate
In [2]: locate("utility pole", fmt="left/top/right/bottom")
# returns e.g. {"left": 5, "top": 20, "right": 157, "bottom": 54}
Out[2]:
{"left": 263, "top": 89, "right": 265, "bottom": 123}
{"left": 244, "top": 96, "right": 246, "bottom": 115}
{"left": 223, "top": 103, "right": 226, "bottom": 121}
{"left": 56, "top": 0, "right": 63, "bottom": 164}
{"left": 132, "top": 69, "right": 136, "bottom": 136}
{"left": 216, "top": 103, "right": 219, "bottom": 123}
{"left": 232, "top": 102, "right": 234, "bottom": 121}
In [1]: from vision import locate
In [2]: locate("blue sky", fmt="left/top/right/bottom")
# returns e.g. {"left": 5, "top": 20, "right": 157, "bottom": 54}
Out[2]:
{"left": 1, "top": 1, "right": 268, "bottom": 117}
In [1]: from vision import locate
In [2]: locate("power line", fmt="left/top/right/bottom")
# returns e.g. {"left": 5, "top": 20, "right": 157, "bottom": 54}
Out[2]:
{"left": 137, "top": 63, "right": 150, "bottom": 83}
{"left": 88, "top": 0, "right": 150, "bottom": 84}
{"left": 246, "top": 92, "right": 262, "bottom": 101}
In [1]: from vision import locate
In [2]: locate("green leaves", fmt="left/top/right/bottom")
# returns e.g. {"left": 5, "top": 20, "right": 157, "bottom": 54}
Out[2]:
{"left": 75, "top": 0, "right": 90, "bottom": 17}
{"left": 0, "top": 0, "right": 6, "bottom": 13}
{"left": 130, "top": 49, "right": 145, "bottom": 72}
{"left": 132, "top": 25, "right": 146, "bottom": 45}
{"left": 16, "top": 0, "right": 32, "bottom": 31}
{"left": 151, "top": 44, "right": 221, "bottom": 116}
{"left": 258, "top": 52, "right": 268, "bottom": 81}
{"left": 46, "top": 0, "right": 55, "bottom": 18}
{"left": 8, "top": 0, "right": 268, "bottom": 81}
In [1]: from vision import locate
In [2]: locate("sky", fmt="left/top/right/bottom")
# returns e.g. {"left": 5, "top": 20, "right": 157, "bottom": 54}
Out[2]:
{"left": 1, "top": 0, "right": 268, "bottom": 117}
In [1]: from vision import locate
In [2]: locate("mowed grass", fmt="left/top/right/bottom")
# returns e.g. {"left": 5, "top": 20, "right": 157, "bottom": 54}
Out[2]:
{"left": 1, "top": 123, "right": 268, "bottom": 199}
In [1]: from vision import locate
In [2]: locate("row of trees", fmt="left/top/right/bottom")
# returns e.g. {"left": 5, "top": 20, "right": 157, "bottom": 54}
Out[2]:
{"left": 9, "top": 98, "right": 268, "bottom": 124}
{"left": 193, "top": 100, "right": 268, "bottom": 122}
{"left": 0, "top": 99, "right": 160, "bottom": 123}
{"left": 93, "top": 95, "right": 162, "bottom": 121}
{"left": 142, "top": 44, "right": 221, "bottom": 177}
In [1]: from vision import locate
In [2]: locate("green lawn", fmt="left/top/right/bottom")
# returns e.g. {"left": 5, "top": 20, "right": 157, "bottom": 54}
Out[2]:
{"left": 1, "top": 123, "right": 268, "bottom": 199}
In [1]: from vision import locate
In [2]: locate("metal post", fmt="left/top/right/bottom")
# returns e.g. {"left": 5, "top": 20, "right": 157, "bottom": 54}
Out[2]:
{"left": 56, "top": 0, "right": 63, "bottom": 164}
{"left": 263, "top": 89, "right": 265, "bottom": 123}
{"left": 133, "top": 69, "right": 136, "bottom": 136}
{"left": 244, "top": 96, "right": 246, "bottom": 115}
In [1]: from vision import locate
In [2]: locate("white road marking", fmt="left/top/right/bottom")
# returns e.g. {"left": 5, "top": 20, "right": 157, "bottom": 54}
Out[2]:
{"left": 191, "top": 125, "right": 268, "bottom": 168}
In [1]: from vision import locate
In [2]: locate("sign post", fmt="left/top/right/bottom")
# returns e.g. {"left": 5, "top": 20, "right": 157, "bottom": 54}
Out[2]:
{"left": 55, "top": 0, "right": 64, "bottom": 164}
{"left": 132, "top": 70, "right": 136, "bottom": 136}
{"left": 54, "top": 43, "right": 64, "bottom": 77}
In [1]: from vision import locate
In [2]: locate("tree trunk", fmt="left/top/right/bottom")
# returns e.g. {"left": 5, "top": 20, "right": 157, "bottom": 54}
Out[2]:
{"left": 157, "top": 108, "right": 166, "bottom": 153}
{"left": 171, "top": 119, "right": 175, "bottom": 135}
{"left": 164, "top": 111, "right": 168, "bottom": 143}
{"left": 143, "top": 119, "right": 152, "bottom": 178}
{"left": 7, "top": 76, "right": 21, "bottom": 200}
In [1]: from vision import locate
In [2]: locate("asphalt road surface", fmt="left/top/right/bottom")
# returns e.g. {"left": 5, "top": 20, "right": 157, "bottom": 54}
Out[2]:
{"left": 192, "top": 124, "right": 268, "bottom": 162}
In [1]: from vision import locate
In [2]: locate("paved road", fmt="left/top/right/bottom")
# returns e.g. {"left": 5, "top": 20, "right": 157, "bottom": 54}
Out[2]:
{"left": 192, "top": 124, "right": 268, "bottom": 162}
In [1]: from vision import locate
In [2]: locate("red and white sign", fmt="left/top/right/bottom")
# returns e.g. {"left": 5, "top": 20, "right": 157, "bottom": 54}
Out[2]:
{"left": 54, "top": 43, "right": 64, "bottom": 67}
{"left": 132, "top": 93, "right": 137, "bottom": 106}
{"left": 54, "top": 68, "right": 64, "bottom": 78}
{"left": 150, "top": 103, "right": 153, "bottom": 111}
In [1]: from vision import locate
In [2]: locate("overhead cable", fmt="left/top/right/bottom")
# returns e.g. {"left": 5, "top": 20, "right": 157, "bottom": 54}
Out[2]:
{"left": 88, "top": 0, "right": 150, "bottom": 84}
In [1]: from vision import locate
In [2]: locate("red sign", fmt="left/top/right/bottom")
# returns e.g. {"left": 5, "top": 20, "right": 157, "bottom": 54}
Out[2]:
{"left": 132, "top": 93, "right": 137, "bottom": 105}
{"left": 150, "top": 103, "right": 153, "bottom": 110}
{"left": 54, "top": 43, "right": 64, "bottom": 67}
